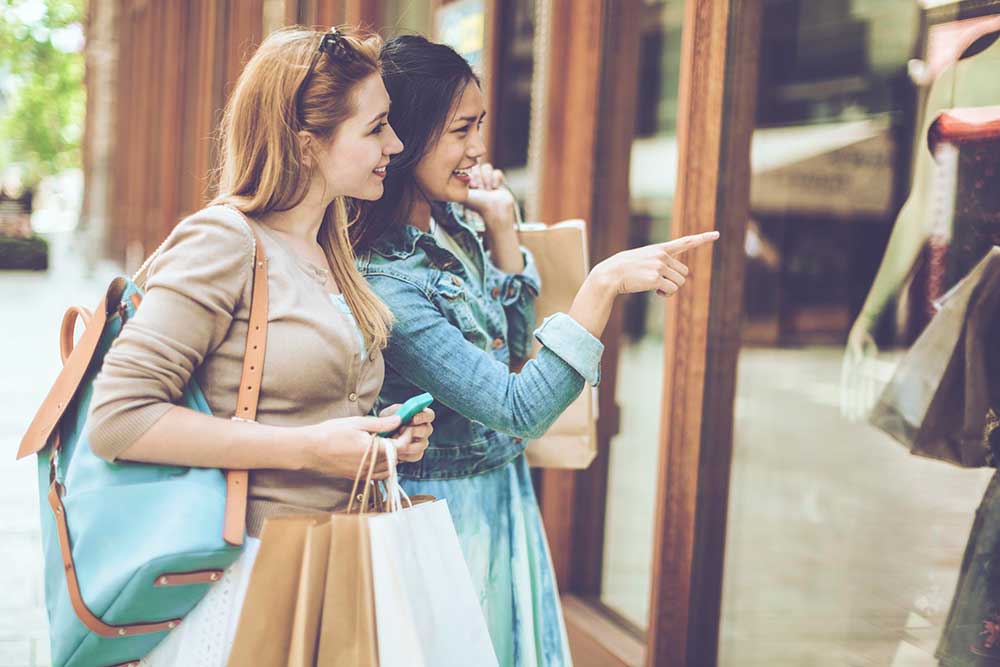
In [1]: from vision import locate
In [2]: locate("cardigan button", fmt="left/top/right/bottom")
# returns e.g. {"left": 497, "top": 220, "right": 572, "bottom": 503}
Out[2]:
{"left": 492, "top": 338, "right": 504, "bottom": 350}
{"left": 348, "top": 392, "right": 358, "bottom": 402}
{"left": 451, "top": 276, "right": 462, "bottom": 287}
{"left": 491, "top": 287, "right": 501, "bottom": 299}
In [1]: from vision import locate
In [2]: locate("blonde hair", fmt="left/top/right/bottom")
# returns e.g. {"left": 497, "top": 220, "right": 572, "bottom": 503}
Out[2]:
{"left": 211, "top": 26, "right": 393, "bottom": 350}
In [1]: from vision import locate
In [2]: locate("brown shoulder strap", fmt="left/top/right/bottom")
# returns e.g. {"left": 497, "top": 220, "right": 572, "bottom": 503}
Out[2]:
{"left": 224, "top": 221, "right": 269, "bottom": 545}
{"left": 16, "top": 294, "right": 111, "bottom": 460}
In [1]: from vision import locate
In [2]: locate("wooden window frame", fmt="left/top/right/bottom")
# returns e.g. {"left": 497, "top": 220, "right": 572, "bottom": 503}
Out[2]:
{"left": 648, "top": 1, "right": 760, "bottom": 663}
{"left": 528, "top": 0, "right": 761, "bottom": 664}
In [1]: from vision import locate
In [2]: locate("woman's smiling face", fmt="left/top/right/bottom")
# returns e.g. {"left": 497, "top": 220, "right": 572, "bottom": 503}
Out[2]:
{"left": 412, "top": 81, "right": 487, "bottom": 205}
{"left": 313, "top": 73, "right": 403, "bottom": 201}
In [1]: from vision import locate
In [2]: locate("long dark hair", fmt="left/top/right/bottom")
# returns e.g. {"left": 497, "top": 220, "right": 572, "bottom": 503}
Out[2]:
{"left": 351, "top": 34, "right": 480, "bottom": 251}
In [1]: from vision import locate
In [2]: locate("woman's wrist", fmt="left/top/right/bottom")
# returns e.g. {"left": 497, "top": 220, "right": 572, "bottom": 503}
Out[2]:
{"left": 479, "top": 203, "right": 517, "bottom": 231}
{"left": 275, "top": 424, "right": 316, "bottom": 472}
{"left": 583, "top": 263, "right": 619, "bottom": 301}
{"left": 483, "top": 214, "right": 526, "bottom": 273}
{"left": 568, "top": 269, "right": 617, "bottom": 338}
{"left": 850, "top": 309, "right": 877, "bottom": 336}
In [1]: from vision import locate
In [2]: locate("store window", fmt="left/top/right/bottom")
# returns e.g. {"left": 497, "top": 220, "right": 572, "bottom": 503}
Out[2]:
{"left": 718, "top": 1, "right": 1000, "bottom": 663}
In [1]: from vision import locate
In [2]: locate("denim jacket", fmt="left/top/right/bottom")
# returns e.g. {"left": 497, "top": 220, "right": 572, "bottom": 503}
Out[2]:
{"left": 358, "top": 202, "right": 604, "bottom": 480}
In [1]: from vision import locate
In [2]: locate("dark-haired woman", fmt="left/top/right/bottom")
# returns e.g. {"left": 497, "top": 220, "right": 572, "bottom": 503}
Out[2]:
{"left": 354, "top": 35, "right": 716, "bottom": 666}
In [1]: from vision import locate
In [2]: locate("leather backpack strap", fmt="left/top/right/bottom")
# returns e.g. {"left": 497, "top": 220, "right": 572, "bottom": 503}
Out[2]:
{"left": 17, "top": 294, "right": 111, "bottom": 460}
{"left": 59, "top": 306, "right": 93, "bottom": 364}
{"left": 125, "top": 208, "right": 269, "bottom": 546}
{"left": 224, "top": 225, "right": 269, "bottom": 546}
{"left": 47, "top": 483, "right": 184, "bottom": 638}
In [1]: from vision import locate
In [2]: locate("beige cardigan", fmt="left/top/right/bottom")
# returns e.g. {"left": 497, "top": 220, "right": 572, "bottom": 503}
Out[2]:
{"left": 89, "top": 205, "right": 385, "bottom": 535}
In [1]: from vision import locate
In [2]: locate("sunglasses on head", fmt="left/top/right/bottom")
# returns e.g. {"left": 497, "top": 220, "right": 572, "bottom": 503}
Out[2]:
{"left": 296, "top": 27, "right": 359, "bottom": 122}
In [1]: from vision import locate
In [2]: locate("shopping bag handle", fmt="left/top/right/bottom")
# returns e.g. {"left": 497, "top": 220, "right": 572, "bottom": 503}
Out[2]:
{"left": 380, "top": 440, "right": 410, "bottom": 513}
{"left": 348, "top": 435, "right": 380, "bottom": 514}
{"left": 347, "top": 435, "right": 412, "bottom": 514}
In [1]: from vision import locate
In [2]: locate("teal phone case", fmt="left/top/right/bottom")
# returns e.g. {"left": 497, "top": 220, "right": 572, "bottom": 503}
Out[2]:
{"left": 379, "top": 392, "right": 434, "bottom": 436}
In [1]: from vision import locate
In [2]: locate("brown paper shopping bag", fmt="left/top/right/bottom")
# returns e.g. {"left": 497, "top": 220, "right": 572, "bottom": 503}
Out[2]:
{"left": 316, "top": 513, "right": 378, "bottom": 666}
{"left": 227, "top": 514, "right": 328, "bottom": 667}
{"left": 517, "top": 220, "right": 599, "bottom": 469}
{"left": 288, "top": 520, "right": 332, "bottom": 667}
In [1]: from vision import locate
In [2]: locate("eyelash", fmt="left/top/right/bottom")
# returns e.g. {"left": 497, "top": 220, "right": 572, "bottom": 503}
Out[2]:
{"left": 372, "top": 122, "right": 388, "bottom": 135}
{"left": 456, "top": 119, "right": 484, "bottom": 135}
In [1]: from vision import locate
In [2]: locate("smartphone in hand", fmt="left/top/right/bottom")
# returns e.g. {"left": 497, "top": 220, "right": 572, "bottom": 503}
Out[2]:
{"left": 379, "top": 392, "right": 434, "bottom": 437}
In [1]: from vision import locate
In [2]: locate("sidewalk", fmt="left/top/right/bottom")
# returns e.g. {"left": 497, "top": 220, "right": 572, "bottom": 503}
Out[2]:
{"left": 0, "top": 231, "right": 117, "bottom": 667}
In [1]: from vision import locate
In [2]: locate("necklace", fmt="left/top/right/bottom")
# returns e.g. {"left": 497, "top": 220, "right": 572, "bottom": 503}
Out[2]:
{"left": 298, "top": 259, "right": 332, "bottom": 287}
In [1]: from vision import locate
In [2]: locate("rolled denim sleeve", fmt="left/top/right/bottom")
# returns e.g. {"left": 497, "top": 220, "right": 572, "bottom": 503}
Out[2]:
{"left": 533, "top": 313, "right": 604, "bottom": 386}
{"left": 369, "top": 274, "right": 590, "bottom": 440}
{"left": 496, "top": 246, "right": 541, "bottom": 359}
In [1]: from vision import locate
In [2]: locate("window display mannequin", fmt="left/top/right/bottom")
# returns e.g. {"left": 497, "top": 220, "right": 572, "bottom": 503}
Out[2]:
{"left": 841, "top": 28, "right": 1000, "bottom": 420}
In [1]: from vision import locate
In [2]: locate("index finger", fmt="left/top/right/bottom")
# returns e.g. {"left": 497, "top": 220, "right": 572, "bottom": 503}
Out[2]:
{"left": 379, "top": 403, "right": 403, "bottom": 417}
{"left": 661, "top": 231, "right": 720, "bottom": 256}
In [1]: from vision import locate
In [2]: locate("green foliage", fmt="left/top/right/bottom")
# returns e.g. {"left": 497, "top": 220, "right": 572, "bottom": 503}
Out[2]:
{"left": 0, "top": 0, "right": 86, "bottom": 185}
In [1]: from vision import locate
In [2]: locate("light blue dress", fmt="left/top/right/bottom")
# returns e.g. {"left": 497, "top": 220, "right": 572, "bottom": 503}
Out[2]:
{"left": 398, "top": 222, "right": 572, "bottom": 666}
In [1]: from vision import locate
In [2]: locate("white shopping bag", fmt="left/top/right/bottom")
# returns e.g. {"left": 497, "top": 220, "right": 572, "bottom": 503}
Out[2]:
{"left": 367, "top": 498, "right": 498, "bottom": 667}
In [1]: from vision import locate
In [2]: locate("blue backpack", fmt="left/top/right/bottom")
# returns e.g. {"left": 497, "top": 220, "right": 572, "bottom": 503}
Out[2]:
{"left": 17, "top": 223, "right": 268, "bottom": 667}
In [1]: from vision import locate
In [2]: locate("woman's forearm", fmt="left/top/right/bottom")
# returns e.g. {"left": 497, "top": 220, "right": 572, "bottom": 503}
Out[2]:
{"left": 114, "top": 405, "right": 307, "bottom": 470}
{"left": 854, "top": 203, "right": 927, "bottom": 334}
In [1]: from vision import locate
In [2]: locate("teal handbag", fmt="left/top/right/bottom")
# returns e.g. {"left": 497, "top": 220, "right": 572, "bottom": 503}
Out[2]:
{"left": 17, "top": 223, "right": 268, "bottom": 667}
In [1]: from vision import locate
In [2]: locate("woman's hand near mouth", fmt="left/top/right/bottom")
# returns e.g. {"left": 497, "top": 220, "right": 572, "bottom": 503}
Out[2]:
{"left": 463, "top": 162, "right": 525, "bottom": 273}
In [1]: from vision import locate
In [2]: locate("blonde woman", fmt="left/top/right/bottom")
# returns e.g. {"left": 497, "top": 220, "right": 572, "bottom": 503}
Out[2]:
{"left": 88, "top": 27, "right": 433, "bottom": 666}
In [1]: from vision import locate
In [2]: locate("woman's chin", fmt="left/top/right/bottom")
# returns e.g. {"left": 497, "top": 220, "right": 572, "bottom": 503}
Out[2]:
{"left": 446, "top": 182, "right": 470, "bottom": 203}
{"left": 353, "top": 182, "right": 385, "bottom": 201}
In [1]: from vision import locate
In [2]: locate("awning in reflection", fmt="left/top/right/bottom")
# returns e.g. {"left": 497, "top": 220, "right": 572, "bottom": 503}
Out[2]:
{"left": 629, "top": 118, "right": 896, "bottom": 221}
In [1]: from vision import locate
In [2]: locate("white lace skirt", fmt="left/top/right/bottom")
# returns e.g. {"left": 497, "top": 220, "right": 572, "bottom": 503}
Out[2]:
{"left": 140, "top": 537, "right": 261, "bottom": 667}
